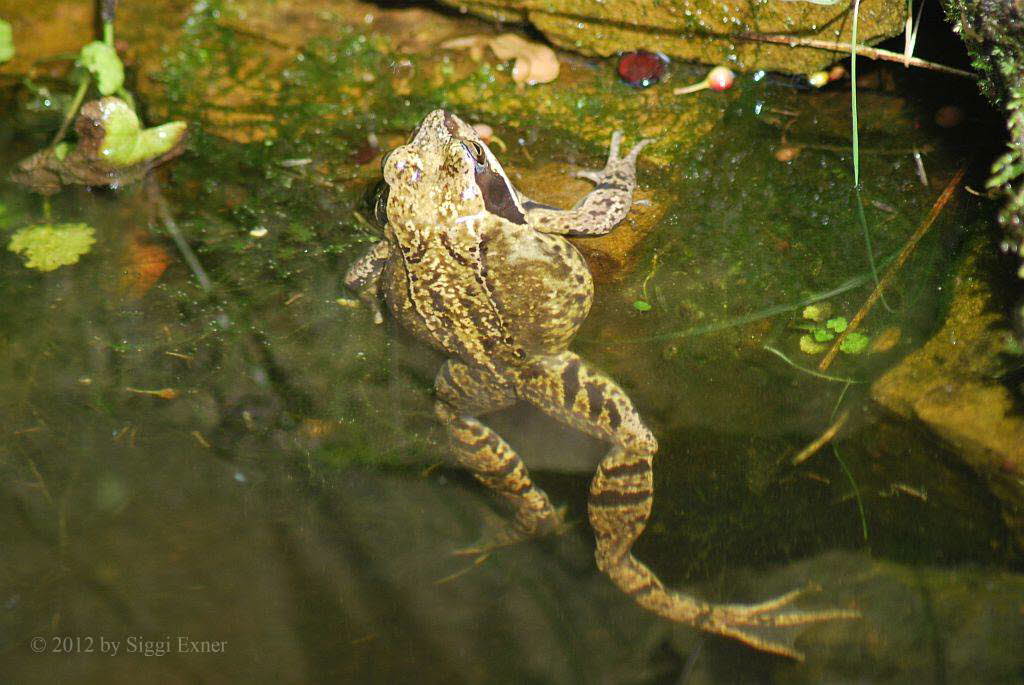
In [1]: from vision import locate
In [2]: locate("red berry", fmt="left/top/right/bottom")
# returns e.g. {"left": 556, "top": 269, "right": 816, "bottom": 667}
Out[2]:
{"left": 617, "top": 50, "right": 669, "bottom": 88}
{"left": 706, "top": 66, "right": 734, "bottom": 92}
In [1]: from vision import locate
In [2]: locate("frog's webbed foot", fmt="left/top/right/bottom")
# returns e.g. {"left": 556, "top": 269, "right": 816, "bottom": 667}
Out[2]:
{"left": 693, "top": 586, "right": 861, "bottom": 660}
{"left": 435, "top": 360, "right": 565, "bottom": 552}
{"left": 572, "top": 131, "right": 654, "bottom": 185}
{"left": 453, "top": 505, "right": 571, "bottom": 557}
{"left": 517, "top": 351, "right": 858, "bottom": 661}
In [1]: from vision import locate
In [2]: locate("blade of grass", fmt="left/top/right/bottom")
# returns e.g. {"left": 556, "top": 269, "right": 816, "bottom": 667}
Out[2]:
{"left": 851, "top": 0, "right": 861, "bottom": 188}
{"left": 832, "top": 444, "right": 869, "bottom": 543}
{"left": 763, "top": 345, "right": 865, "bottom": 384}
{"left": 854, "top": 186, "right": 895, "bottom": 313}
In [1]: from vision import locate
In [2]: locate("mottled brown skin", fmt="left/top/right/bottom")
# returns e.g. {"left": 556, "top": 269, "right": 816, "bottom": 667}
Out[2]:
{"left": 345, "top": 110, "right": 857, "bottom": 660}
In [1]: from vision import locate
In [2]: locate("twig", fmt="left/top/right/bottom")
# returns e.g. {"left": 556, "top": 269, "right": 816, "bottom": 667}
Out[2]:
{"left": 150, "top": 180, "right": 213, "bottom": 292}
{"left": 792, "top": 409, "right": 849, "bottom": 465}
{"left": 819, "top": 166, "right": 966, "bottom": 371}
{"left": 741, "top": 32, "right": 976, "bottom": 79}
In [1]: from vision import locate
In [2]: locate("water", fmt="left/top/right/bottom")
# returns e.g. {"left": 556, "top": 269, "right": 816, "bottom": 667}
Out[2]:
{"left": 2, "top": 5, "right": 1022, "bottom": 682}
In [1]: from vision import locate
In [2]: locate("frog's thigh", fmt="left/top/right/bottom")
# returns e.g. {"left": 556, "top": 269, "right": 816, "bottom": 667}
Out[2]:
{"left": 516, "top": 351, "right": 657, "bottom": 454}
{"left": 517, "top": 351, "right": 658, "bottom": 563}
{"left": 435, "top": 360, "right": 559, "bottom": 535}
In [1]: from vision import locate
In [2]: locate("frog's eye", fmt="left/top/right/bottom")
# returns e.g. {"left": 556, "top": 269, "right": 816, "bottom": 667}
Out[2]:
{"left": 462, "top": 141, "right": 487, "bottom": 167}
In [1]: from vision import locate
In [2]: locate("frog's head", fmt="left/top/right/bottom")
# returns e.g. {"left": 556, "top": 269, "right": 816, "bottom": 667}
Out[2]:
{"left": 381, "top": 109, "right": 526, "bottom": 228}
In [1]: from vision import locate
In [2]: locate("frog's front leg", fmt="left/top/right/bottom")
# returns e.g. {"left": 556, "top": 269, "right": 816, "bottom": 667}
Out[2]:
{"left": 435, "top": 360, "right": 563, "bottom": 547}
{"left": 344, "top": 240, "right": 390, "bottom": 324}
{"left": 516, "top": 351, "right": 859, "bottom": 661}
{"left": 523, "top": 131, "right": 652, "bottom": 237}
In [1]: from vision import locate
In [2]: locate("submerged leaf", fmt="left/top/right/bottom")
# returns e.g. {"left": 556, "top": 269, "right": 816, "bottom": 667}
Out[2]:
{"left": 8, "top": 223, "right": 96, "bottom": 271}
{"left": 10, "top": 97, "right": 188, "bottom": 194}
{"left": 812, "top": 327, "right": 835, "bottom": 342}
{"left": 78, "top": 41, "right": 124, "bottom": 95}
{"left": 0, "top": 19, "right": 13, "bottom": 64}
{"left": 799, "top": 334, "right": 826, "bottom": 354}
{"left": 840, "top": 332, "right": 870, "bottom": 355}
{"left": 826, "top": 316, "right": 848, "bottom": 333}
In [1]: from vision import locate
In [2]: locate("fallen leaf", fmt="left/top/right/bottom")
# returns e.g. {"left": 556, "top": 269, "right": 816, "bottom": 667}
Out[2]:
{"left": 442, "top": 32, "right": 559, "bottom": 86}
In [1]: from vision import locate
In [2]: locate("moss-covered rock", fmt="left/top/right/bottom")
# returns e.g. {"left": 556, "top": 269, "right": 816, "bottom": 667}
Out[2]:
{"left": 941, "top": 0, "right": 1024, "bottom": 337}
{"left": 872, "top": 246, "right": 1024, "bottom": 548}
{"left": 436, "top": 0, "right": 906, "bottom": 74}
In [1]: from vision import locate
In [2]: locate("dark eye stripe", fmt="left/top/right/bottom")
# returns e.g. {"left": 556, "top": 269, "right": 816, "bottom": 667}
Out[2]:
{"left": 371, "top": 180, "right": 389, "bottom": 226}
{"left": 475, "top": 164, "right": 525, "bottom": 225}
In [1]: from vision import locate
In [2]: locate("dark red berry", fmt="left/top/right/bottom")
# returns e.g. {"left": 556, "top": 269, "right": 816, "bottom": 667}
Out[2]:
{"left": 617, "top": 50, "right": 668, "bottom": 88}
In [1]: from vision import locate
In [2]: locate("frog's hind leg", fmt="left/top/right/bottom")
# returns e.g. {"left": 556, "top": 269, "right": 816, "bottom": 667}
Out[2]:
{"left": 435, "top": 360, "right": 564, "bottom": 552}
{"left": 517, "top": 351, "right": 859, "bottom": 660}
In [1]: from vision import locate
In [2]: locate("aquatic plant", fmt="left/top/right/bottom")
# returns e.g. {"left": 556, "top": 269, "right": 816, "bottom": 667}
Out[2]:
{"left": 8, "top": 223, "right": 96, "bottom": 271}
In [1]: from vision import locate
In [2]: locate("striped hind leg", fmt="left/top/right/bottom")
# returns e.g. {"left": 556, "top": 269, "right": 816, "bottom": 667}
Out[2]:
{"left": 435, "top": 360, "right": 563, "bottom": 546}
{"left": 517, "top": 351, "right": 859, "bottom": 660}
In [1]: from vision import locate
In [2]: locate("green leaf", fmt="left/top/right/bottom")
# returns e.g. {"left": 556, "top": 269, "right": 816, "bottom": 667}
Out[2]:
{"left": 54, "top": 141, "right": 72, "bottom": 161}
{"left": 799, "top": 334, "right": 826, "bottom": 354}
{"left": 812, "top": 327, "right": 835, "bottom": 342}
{"left": 78, "top": 41, "right": 124, "bottom": 95}
{"left": 826, "top": 316, "right": 848, "bottom": 333}
{"left": 840, "top": 332, "right": 870, "bottom": 355}
{"left": 802, "top": 304, "right": 823, "bottom": 321}
{"left": 0, "top": 19, "right": 13, "bottom": 64}
{"left": 8, "top": 223, "right": 96, "bottom": 271}
{"left": 95, "top": 98, "right": 187, "bottom": 167}
{"left": 633, "top": 300, "right": 652, "bottom": 312}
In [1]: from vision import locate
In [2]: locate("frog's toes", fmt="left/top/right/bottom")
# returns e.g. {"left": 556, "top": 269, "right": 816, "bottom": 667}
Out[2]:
{"left": 453, "top": 505, "right": 571, "bottom": 556}
{"left": 607, "top": 130, "right": 624, "bottom": 161}
{"left": 573, "top": 169, "right": 606, "bottom": 184}
{"left": 625, "top": 138, "right": 654, "bottom": 163}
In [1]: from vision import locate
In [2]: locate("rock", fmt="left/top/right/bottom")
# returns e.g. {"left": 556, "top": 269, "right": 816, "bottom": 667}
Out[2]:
{"left": 511, "top": 162, "right": 667, "bottom": 282}
{"left": 436, "top": 0, "right": 906, "bottom": 74}
{"left": 872, "top": 248, "right": 1024, "bottom": 547}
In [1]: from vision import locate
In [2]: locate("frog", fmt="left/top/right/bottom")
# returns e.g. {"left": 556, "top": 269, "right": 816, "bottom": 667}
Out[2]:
{"left": 345, "top": 109, "right": 858, "bottom": 660}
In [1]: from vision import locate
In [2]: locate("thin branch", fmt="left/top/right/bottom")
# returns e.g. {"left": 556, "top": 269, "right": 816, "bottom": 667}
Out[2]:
{"left": 818, "top": 166, "right": 967, "bottom": 371}
{"left": 792, "top": 409, "right": 849, "bottom": 465}
{"left": 741, "top": 32, "right": 976, "bottom": 79}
